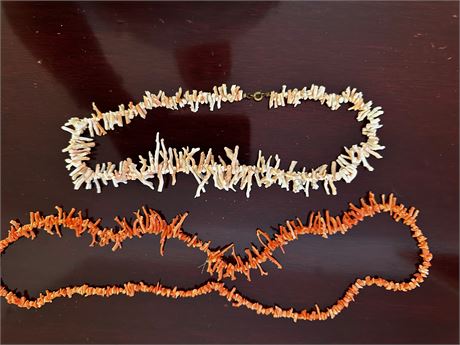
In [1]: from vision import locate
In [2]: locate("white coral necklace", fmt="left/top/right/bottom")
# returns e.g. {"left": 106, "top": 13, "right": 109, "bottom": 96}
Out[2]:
{"left": 62, "top": 84, "right": 385, "bottom": 198}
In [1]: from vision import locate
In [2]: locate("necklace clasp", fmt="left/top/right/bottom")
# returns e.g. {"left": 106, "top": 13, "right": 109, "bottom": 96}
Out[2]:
{"left": 244, "top": 91, "right": 270, "bottom": 102}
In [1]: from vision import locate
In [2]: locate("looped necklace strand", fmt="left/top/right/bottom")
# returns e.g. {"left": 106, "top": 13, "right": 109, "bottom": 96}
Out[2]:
{"left": 62, "top": 83, "right": 385, "bottom": 197}
{"left": 0, "top": 193, "right": 432, "bottom": 321}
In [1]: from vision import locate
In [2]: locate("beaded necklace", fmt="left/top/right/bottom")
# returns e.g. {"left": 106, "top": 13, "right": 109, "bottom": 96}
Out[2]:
{"left": 1, "top": 193, "right": 432, "bottom": 321}
{"left": 62, "top": 84, "right": 384, "bottom": 197}
{"left": 3, "top": 84, "right": 427, "bottom": 322}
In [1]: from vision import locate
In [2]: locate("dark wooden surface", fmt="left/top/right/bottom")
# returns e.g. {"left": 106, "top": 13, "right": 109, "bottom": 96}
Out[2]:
{"left": 1, "top": 1, "right": 458, "bottom": 344}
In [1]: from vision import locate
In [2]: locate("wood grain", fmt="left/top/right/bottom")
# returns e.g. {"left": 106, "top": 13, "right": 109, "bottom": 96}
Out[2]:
{"left": 1, "top": 1, "right": 458, "bottom": 343}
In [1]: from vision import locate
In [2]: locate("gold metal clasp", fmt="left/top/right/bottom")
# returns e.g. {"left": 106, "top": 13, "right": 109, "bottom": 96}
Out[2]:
{"left": 244, "top": 91, "right": 270, "bottom": 102}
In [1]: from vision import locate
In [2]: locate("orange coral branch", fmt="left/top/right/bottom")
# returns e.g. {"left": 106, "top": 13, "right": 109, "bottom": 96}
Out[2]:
{"left": 0, "top": 192, "right": 432, "bottom": 322}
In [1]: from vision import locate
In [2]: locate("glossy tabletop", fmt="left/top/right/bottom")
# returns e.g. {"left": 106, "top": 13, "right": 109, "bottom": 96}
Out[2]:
{"left": 1, "top": 1, "right": 459, "bottom": 343}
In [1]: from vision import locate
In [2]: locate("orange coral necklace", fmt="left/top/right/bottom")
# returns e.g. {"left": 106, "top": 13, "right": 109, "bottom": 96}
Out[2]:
{"left": 1, "top": 192, "right": 432, "bottom": 322}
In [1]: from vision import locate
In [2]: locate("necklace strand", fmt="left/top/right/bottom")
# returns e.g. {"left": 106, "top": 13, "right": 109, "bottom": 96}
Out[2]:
{"left": 62, "top": 84, "right": 385, "bottom": 198}
{"left": 1, "top": 192, "right": 432, "bottom": 321}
